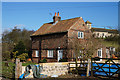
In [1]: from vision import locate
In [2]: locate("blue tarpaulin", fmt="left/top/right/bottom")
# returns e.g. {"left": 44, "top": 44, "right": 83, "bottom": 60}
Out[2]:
{"left": 92, "top": 63, "right": 120, "bottom": 76}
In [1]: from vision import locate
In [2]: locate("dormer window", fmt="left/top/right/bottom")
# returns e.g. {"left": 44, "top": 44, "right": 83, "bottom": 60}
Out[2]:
{"left": 78, "top": 31, "right": 84, "bottom": 39}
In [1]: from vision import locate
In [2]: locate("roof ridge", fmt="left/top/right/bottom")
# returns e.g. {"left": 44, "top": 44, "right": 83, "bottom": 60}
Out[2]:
{"left": 44, "top": 17, "right": 81, "bottom": 24}
{"left": 91, "top": 27, "right": 118, "bottom": 30}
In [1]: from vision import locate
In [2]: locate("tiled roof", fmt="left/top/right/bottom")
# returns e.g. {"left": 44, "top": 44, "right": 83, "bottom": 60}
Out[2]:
{"left": 85, "top": 20, "right": 92, "bottom": 24}
{"left": 91, "top": 28, "right": 119, "bottom": 34}
{"left": 32, "top": 17, "right": 81, "bottom": 36}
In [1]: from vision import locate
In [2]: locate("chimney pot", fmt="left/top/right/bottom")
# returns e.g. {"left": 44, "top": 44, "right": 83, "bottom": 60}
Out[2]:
{"left": 55, "top": 12, "right": 56, "bottom": 16}
{"left": 57, "top": 12, "right": 59, "bottom": 16}
{"left": 53, "top": 12, "right": 61, "bottom": 23}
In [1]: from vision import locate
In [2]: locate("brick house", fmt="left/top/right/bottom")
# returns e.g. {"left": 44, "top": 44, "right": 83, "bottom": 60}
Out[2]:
{"left": 31, "top": 12, "right": 109, "bottom": 63}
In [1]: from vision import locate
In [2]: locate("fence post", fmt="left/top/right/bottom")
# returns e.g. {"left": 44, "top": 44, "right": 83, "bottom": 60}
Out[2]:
{"left": 91, "top": 58, "right": 93, "bottom": 77}
{"left": 15, "top": 58, "right": 22, "bottom": 78}
{"left": 119, "top": 67, "right": 120, "bottom": 79}
{"left": 86, "top": 58, "right": 90, "bottom": 77}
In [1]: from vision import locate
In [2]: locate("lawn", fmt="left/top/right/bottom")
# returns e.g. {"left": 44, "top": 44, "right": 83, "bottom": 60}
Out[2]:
{"left": 102, "top": 40, "right": 119, "bottom": 49}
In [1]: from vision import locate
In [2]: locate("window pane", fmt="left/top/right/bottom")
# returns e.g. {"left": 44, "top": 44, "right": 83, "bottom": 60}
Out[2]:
{"left": 78, "top": 31, "right": 84, "bottom": 38}
{"left": 35, "top": 50, "right": 39, "bottom": 57}
{"left": 48, "top": 50, "right": 53, "bottom": 57}
{"left": 78, "top": 32, "right": 80, "bottom": 37}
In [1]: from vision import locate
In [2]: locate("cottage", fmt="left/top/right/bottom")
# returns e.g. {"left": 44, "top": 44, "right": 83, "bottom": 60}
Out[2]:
{"left": 84, "top": 20, "right": 119, "bottom": 38}
{"left": 91, "top": 28, "right": 119, "bottom": 38}
{"left": 31, "top": 12, "right": 110, "bottom": 63}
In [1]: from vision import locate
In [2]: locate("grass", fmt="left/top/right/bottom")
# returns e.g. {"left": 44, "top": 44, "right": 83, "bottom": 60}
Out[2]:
{"left": 2, "top": 60, "right": 36, "bottom": 79}
{"left": 2, "top": 61, "right": 15, "bottom": 79}
{"left": 102, "top": 40, "right": 119, "bottom": 49}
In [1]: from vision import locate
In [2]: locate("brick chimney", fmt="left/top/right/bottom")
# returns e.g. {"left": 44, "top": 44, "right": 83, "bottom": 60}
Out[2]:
{"left": 53, "top": 12, "right": 61, "bottom": 23}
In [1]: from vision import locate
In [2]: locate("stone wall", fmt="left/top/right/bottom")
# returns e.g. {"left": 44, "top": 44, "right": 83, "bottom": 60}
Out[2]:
{"left": 40, "top": 62, "right": 69, "bottom": 76}
{"left": 22, "top": 62, "right": 69, "bottom": 78}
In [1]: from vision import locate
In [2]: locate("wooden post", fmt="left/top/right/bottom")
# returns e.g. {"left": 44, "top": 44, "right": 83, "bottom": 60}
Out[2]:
{"left": 15, "top": 58, "right": 22, "bottom": 78}
{"left": 91, "top": 58, "right": 93, "bottom": 77}
{"left": 119, "top": 67, "right": 120, "bottom": 79}
{"left": 86, "top": 58, "right": 90, "bottom": 77}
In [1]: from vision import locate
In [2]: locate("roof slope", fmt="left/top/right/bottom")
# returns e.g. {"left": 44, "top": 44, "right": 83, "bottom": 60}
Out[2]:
{"left": 32, "top": 17, "right": 80, "bottom": 36}
{"left": 91, "top": 28, "right": 119, "bottom": 34}
{"left": 85, "top": 20, "right": 92, "bottom": 24}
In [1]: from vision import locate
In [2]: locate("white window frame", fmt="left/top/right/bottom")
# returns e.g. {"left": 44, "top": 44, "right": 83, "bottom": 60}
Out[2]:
{"left": 35, "top": 50, "right": 39, "bottom": 57}
{"left": 78, "top": 31, "right": 84, "bottom": 39}
{"left": 97, "top": 48, "right": 102, "bottom": 61}
{"left": 47, "top": 50, "right": 53, "bottom": 58}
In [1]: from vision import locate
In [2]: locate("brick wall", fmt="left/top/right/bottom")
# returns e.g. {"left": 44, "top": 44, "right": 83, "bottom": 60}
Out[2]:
{"left": 32, "top": 32, "right": 68, "bottom": 62}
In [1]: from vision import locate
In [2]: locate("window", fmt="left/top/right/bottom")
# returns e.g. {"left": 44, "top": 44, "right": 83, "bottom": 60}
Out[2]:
{"left": 97, "top": 48, "right": 102, "bottom": 58}
{"left": 47, "top": 50, "right": 53, "bottom": 57}
{"left": 97, "top": 48, "right": 102, "bottom": 61}
{"left": 35, "top": 50, "right": 39, "bottom": 57}
{"left": 78, "top": 31, "right": 84, "bottom": 39}
{"left": 98, "top": 50, "right": 101, "bottom": 56}
{"left": 102, "top": 33, "right": 104, "bottom": 37}
{"left": 97, "top": 33, "right": 99, "bottom": 36}
{"left": 106, "top": 49, "right": 109, "bottom": 54}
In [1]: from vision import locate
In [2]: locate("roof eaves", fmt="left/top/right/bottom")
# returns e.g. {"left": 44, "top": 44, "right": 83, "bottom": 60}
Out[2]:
{"left": 31, "top": 31, "right": 68, "bottom": 37}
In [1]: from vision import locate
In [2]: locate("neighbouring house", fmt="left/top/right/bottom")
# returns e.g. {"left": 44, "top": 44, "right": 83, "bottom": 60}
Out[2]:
{"left": 85, "top": 21, "right": 118, "bottom": 60}
{"left": 91, "top": 28, "right": 119, "bottom": 38}
{"left": 31, "top": 12, "right": 111, "bottom": 63}
{"left": 94, "top": 47, "right": 115, "bottom": 60}
{"left": 85, "top": 21, "right": 119, "bottom": 38}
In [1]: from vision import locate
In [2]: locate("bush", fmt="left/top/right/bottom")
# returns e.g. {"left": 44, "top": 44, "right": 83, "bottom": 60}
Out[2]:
{"left": 59, "top": 58, "right": 68, "bottom": 62}
{"left": 2, "top": 61, "right": 15, "bottom": 79}
{"left": 22, "top": 61, "right": 36, "bottom": 66}
{"left": 40, "top": 58, "right": 47, "bottom": 63}
{"left": 17, "top": 53, "right": 29, "bottom": 62}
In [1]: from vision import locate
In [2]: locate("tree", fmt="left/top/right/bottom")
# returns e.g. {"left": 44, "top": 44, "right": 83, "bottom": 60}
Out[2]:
{"left": 13, "top": 41, "right": 26, "bottom": 56}
{"left": 2, "top": 27, "right": 34, "bottom": 60}
{"left": 69, "top": 32, "right": 101, "bottom": 73}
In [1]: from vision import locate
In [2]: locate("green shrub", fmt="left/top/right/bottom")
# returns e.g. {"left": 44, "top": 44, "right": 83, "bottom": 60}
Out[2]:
{"left": 2, "top": 61, "right": 15, "bottom": 79}
{"left": 59, "top": 58, "right": 68, "bottom": 62}
{"left": 22, "top": 61, "right": 36, "bottom": 66}
{"left": 40, "top": 58, "right": 47, "bottom": 63}
{"left": 17, "top": 53, "right": 29, "bottom": 62}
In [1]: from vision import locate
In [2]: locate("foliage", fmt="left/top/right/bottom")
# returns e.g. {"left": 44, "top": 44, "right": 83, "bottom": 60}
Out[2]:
{"left": 71, "top": 35, "right": 101, "bottom": 59}
{"left": 22, "top": 61, "right": 36, "bottom": 66}
{"left": 69, "top": 31, "right": 101, "bottom": 74}
{"left": 13, "top": 41, "right": 26, "bottom": 56}
{"left": 2, "top": 27, "right": 34, "bottom": 60}
{"left": 12, "top": 51, "right": 18, "bottom": 59}
{"left": 12, "top": 51, "right": 29, "bottom": 62}
{"left": 17, "top": 53, "right": 29, "bottom": 62}
{"left": 2, "top": 61, "right": 15, "bottom": 79}
{"left": 40, "top": 58, "right": 47, "bottom": 63}
{"left": 2, "top": 51, "right": 11, "bottom": 61}
{"left": 59, "top": 58, "right": 68, "bottom": 62}
{"left": 104, "top": 35, "right": 119, "bottom": 42}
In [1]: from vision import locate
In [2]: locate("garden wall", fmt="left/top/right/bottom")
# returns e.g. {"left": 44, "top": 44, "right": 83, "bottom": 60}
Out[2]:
{"left": 22, "top": 62, "right": 72, "bottom": 78}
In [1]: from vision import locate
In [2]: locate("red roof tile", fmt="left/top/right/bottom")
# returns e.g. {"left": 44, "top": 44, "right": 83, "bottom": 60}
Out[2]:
{"left": 32, "top": 17, "right": 81, "bottom": 36}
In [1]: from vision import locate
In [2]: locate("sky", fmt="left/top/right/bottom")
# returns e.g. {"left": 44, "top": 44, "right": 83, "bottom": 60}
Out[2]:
{"left": 2, "top": 2, "right": 119, "bottom": 32}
